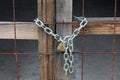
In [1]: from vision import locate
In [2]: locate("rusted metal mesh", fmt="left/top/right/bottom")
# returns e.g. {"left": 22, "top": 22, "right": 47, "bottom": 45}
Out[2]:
{"left": 0, "top": 0, "right": 118, "bottom": 80}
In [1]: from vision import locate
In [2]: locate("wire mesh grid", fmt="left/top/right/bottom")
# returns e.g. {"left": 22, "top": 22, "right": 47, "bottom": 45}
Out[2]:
{"left": 0, "top": 0, "right": 119, "bottom": 80}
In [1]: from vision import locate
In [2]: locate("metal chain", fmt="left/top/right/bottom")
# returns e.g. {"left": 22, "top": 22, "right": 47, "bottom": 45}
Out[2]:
{"left": 63, "top": 40, "right": 69, "bottom": 75}
{"left": 34, "top": 16, "right": 88, "bottom": 75}
{"left": 34, "top": 18, "right": 63, "bottom": 42}
{"left": 68, "top": 38, "right": 74, "bottom": 73}
{"left": 63, "top": 35, "right": 71, "bottom": 75}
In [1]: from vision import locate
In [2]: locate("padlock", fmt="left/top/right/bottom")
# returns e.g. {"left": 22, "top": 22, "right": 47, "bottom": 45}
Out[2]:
{"left": 57, "top": 42, "right": 65, "bottom": 52}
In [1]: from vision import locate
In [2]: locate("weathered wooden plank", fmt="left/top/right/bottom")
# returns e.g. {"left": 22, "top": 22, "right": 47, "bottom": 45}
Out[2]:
{"left": 115, "top": 24, "right": 120, "bottom": 34}
{"left": 16, "top": 23, "right": 38, "bottom": 39}
{"left": 0, "top": 21, "right": 120, "bottom": 40}
{"left": 56, "top": 0, "right": 72, "bottom": 79}
{"left": 73, "top": 22, "right": 120, "bottom": 35}
{"left": 0, "top": 22, "right": 38, "bottom": 40}
{"left": 37, "top": 0, "right": 54, "bottom": 80}
{"left": 82, "top": 23, "right": 115, "bottom": 35}
{"left": 56, "top": 0, "right": 72, "bottom": 37}
{"left": 38, "top": 0, "right": 48, "bottom": 80}
{"left": 46, "top": 0, "right": 54, "bottom": 80}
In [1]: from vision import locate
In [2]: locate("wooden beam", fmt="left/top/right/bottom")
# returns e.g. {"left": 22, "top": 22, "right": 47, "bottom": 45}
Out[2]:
{"left": 46, "top": 0, "right": 54, "bottom": 80}
{"left": 73, "top": 21, "right": 120, "bottom": 35}
{"left": 0, "top": 22, "right": 38, "bottom": 40}
{"left": 0, "top": 21, "right": 120, "bottom": 40}
{"left": 37, "top": 0, "right": 54, "bottom": 80}
{"left": 38, "top": 0, "right": 48, "bottom": 80}
{"left": 56, "top": 0, "right": 72, "bottom": 37}
{"left": 114, "top": 24, "right": 120, "bottom": 34}
{"left": 56, "top": 0, "right": 72, "bottom": 79}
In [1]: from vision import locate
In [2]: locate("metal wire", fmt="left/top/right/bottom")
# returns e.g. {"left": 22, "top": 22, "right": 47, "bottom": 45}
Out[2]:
{"left": 1, "top": 52, "right": 120, "bottom": 55}
{"left": 12, "top": 0, "right": 19, "bottom": 80}
{"left": 81, "top": 0, "right": 85, "bottom": 80}
{"left": 0, "top": 0, "right": 119, "bottom": 80}
{"left": 111, "top": 0, "right": 117, "bottom": 80}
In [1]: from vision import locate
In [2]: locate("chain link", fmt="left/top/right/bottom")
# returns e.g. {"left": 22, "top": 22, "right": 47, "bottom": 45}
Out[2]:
{"left": 63, "top": 47, "right": 69, "bottom": 75}
{"left": 34, "top": 18, "right": 63, "bottom": 42}
{"left": 34, "top": 16, "right": 88, "bottom": 75}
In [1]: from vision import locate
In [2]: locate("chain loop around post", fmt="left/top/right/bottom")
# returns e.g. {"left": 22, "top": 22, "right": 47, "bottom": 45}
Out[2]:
{"left": 34, "top": 16, "right": 88, "bottom": 75}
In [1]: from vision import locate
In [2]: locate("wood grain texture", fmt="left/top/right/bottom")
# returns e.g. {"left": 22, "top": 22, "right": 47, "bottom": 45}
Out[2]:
{"left": 56, "top": 0, "right": 72, "bottom": 79}
{"left": 37, "top": 0, "right": 54, "bottom": 80}
{"left": 0, "top": 22, "right": 38, "bottom": 40}
{"left": 46, "top": 0, "right": 54, "bottom": 80}
{"left": 38, "top": 0, "right": 48, "bottom": 80}
{"left": 73, "top": 21, "right": 120, "bottom": 35}
{"left": 56, "top": 0, "right": 72, "bottom": 37}
{"left": 0, "top": 21, "right": 120, "bottom": 40}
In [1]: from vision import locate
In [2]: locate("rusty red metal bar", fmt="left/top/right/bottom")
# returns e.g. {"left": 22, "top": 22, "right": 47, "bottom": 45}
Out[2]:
{"left": 111, "top": 0, "right": 117, "bottom": 80}
{"left": 114, "top": 0, "right": 117, "bottom": 21}
{"left": 81, "top": 0, "right": 85, "bottom": 80}
{"left": 0, "top": 0, "right": 119, "bottom": 80}
{"left": 1, "top": 51, "right": 120, "bottom": 55}
{"left": 1, "top": 21, "right": 120, "bottom": 26}
{"left": 12, "top": 0, "right": 19, "bottom": 80}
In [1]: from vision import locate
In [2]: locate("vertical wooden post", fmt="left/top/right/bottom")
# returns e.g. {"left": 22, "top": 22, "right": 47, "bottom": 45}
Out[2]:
{"left": 56, "top": 0, "right": 72, "bottom": 79}
{"left": 56, "top": 0, "right": 72, "bottom": 37}
{"left": 37, "top": 0, "right": 54, "bottom": 80}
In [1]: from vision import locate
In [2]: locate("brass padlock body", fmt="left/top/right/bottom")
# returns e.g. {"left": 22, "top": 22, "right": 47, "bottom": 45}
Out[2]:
{"left": 57, "top": 42, "right": 65, "bottom": 52}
